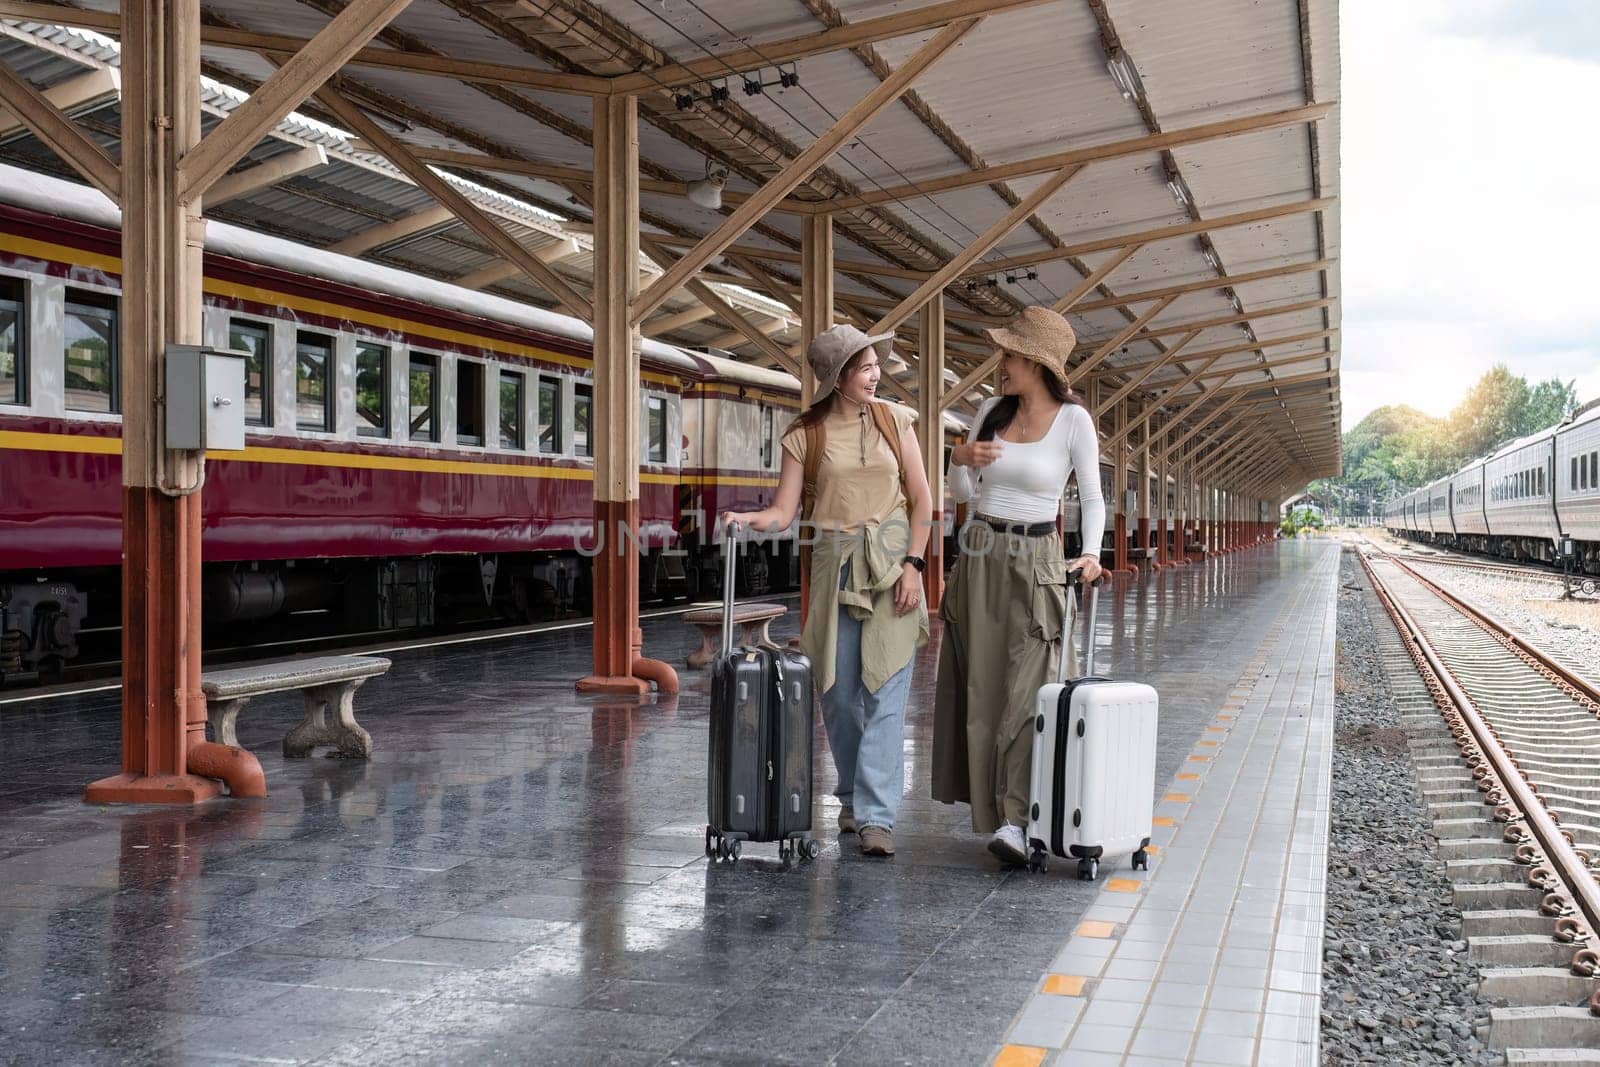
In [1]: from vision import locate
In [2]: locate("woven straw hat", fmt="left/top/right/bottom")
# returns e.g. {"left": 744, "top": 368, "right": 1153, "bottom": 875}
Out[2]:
{"left": 983, "top": 305, "right": 1076, "bottom": 389}
{"left": 806, "top": 324, "right": 894, "bottom": 402}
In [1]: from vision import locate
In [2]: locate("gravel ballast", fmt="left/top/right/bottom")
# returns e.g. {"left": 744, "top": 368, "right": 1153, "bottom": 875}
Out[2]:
{"left": 1321, "top": 547, "right": 1503, "bottom": 1066}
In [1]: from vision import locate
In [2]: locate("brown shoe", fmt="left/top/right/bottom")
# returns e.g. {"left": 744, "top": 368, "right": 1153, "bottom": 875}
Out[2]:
{"left": 838, "top": 806, "right": 857, "bottom": 835}
{"left": 859, "top": 825, "right": 895, "bottom": 857}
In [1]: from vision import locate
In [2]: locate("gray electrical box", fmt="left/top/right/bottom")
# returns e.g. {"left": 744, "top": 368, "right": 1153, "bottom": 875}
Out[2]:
{"left": 166, "top": 345, "right": 246, "bottom": 451}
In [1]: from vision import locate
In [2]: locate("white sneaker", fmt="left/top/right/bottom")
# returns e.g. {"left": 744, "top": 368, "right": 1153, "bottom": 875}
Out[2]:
{"left": 987, "top": 823, "right": 1028, "bottom": 866}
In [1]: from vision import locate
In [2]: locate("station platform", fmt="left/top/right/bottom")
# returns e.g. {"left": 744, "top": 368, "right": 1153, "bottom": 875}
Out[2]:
{"left": 0, "top": 540, "right": 1338, "bottom": 1066}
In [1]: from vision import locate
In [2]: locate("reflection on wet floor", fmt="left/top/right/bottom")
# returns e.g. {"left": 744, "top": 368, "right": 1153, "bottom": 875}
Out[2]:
{"left": 0, "top": 544, "right": 1325, "bottom": 1065}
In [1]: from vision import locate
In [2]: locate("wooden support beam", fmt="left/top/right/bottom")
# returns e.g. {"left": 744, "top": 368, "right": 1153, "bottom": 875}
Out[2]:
{"left": 330, "top": 205, "right": 455, "bottom": 256}
{"left": 179, "top": 0, "right": 413, "bottom": 202}
{"left": 1121, "top": 297, "right": 1335, "bottom": 343}
{"left": 942, "top": 351, "right": 1000, "bottom": 409}
{"left": 204, "top": 144, "right": 327, "bottom": 207}
{"left": 918, "top": 297, "right": 946, "bottom": 609}
{"left": 0, "top": 0, "right": 616, "bottom": 94}
{"left": 1053, "top": 244, "right": 1142, "bottom": 313}
{"left": 610, "top": 0, "right": 1046, "bottom": 93}
{"left": 643, "top": 303, "right": 717, "bottom": 336}
{"left": 867, "top": 165, "right": 1082, "bottom": 335}
{"left": 0, "top": 58, "right": 120, "bottom": 201}
{"left": 961, "top": 198, "right": 1337, "bottom": 278}
{"left": 0, "top": 66, "right": 119, "bottom": 138}
{"left": 314, "top": 85, "right": 592, "bottom": 320}
{"left": 1114, "top": 330, "right": 1338, "bottom": 382}
{"left": 800, "top": 214, "right": 833, "bottom": 406}
{"left": 685, "top": 278, "right": 802, "bottom": 378}
{"left": 1093, "top": 329, "right": 1202, "bottom": 418}
{"left": 1066, "top": 295, "right": 1177, "bottom": 382}
{"left": 729, "top": 254, "right": 802, "bottom": 316}
{"left": 630, "top": 18, "right": 979, "bottom": 326}
{"left": 827, "top": 103, "right": 1332, "bottom": 212}
{"left": 373, "top": 144, "right": 810, "bottom": 215}
{"left": 453, "top": 238, "right": 583, "bottom": 290}
{"left": 1203, "top": 366, "right": 1336, "bottom": 396}
{"left": 707, "top": 316, "right": 789, "bottom": 351}
{"left": 1069, "top": 258, "right": 1335, "bottom": 315}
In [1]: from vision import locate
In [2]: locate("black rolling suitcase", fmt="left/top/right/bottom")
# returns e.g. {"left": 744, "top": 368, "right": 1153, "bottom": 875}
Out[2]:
{"left": 706, "top": 529, "right": 820, "bottom": 863}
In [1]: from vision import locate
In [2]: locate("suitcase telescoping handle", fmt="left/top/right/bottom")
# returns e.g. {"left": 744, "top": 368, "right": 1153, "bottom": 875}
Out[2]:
{"left": 721, "top": 523, "right": 739, "bottom": 657}
{"left": 1057, "top": 572, "right": 1103, "bottom": 683}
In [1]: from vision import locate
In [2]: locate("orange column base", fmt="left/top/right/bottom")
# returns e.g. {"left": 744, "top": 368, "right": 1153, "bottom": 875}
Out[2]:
{"left": 579, "top": 500, "right": 653, "bottom": 696}
{"left": 1111, "top": 513, "right": 1136, "bottom": 577}
{"left": 84, "top": 772, "right": 223, "bottom": 805}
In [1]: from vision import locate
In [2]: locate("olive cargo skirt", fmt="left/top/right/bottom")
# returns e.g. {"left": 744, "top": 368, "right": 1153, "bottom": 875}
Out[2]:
{"left": 931, "top": 524, "right": 1076, "bottom": 833}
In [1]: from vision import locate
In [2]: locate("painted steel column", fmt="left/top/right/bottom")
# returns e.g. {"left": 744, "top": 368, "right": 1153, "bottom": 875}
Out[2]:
{"left": 1136, "top": 412, "right": 1151, "bottom": 569}
{"left": 85, "top": 0, "right": 259, "bottom": 804}
{"left": 917, "top": 297, "right": 945, "bottom": 610}
{"left": 1111, "top": 401, "right": 1132, "bottom": 577}
{"left": 1154, "top": 423, "right": 1171, "bottom": 568}
{"left": 797, "top": 214, "right": 832, "bottom": 625}
{"left": 578, "top": 94, "right": 667, "bottom": 695}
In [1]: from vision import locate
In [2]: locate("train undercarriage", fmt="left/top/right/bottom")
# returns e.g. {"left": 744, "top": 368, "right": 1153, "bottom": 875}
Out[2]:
{"left": 0, "top": 540, "right": 801, "bottom": 688}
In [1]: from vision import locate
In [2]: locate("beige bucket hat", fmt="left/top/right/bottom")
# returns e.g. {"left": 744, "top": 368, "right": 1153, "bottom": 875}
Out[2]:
{"left": 983, "top": 305, "right": 1076, "bottom": 389}
{"left": 806, "top": 324, "right": 894, "bottom": 403}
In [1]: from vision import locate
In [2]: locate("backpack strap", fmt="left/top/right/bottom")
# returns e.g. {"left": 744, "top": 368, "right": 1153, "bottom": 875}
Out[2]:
{"left": 800, "top": 419, "right": 826, "bottom": 524}
{"left": 869, "top": 400, "right": 912, "bottom": 501}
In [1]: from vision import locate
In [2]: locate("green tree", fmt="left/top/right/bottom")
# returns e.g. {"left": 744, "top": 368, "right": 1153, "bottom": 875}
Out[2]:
{"left": 1448, "top": 364, "right": 1527, "bottom": 459}
{"left": 1520, "top": 377, "right": 1578, "bottom": 435}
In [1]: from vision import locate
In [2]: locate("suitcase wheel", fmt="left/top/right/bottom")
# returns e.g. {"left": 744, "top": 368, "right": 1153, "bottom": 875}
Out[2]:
{"left": 802, "top": 837, "right": 821, "bottom": 860}
{"left": 1027, "top": 847, "right": 1048, "bottom": 874}
{"left": 1076, "top": 857, "right": 1099, "bottom": 881}
{"left": 705, "top": 826, "right": 716, "bottom": 858}
{"left": 1132, "top": 849, "right": 1149, "bottom": 871}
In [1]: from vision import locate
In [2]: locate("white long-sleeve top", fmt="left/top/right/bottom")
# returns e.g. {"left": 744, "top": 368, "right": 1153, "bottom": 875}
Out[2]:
{"left": 948, "top": 398, "right": 1106, "bottom": 550}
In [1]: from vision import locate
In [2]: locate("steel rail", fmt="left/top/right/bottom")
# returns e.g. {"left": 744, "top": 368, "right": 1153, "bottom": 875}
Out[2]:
{"left": 1384, "top": 553, "right": 1600, "bottom": 712}
{"left": 1359, "top": 550, "right": 1600, "bottom": 1014}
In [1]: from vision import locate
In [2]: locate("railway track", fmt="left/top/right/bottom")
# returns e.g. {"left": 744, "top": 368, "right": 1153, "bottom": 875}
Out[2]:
{"left": 1357, "top": 546, "right": 1600, "bottom": 1061}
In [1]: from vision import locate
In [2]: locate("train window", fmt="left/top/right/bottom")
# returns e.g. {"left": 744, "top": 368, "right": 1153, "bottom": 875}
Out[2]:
{"left": 573, "top": 382, "right": 593, "bottom": 458}
{"left": 1538, "top": 468, "right": 1545, "bottom": 496}
{"left": 646, "top": 395, "right": 667, "bottom": 463}
{"left": 457, "top": 360, "right": 485, "bottom": 446}
{"left": 499, "top": 369, "right": 524, "bottom": 450}
{"left": 295, "top": 332, "right": 332, "bottom": 432}
{"left": 355, "top": 342, "right": 388, "bottom": 438}
{"left": 228, "top": 319, "right": 272, "bottom": 426}
{"left": 1575, "top": 457, "right": 1581, "bottom": 492}
{"left": 760, "top": 404, "right": 774, "bottom": 468}
{"left": 64, "top": 289, "right": 118, "bottom": 413}
{"left": 1591, "top": 452, "right": 1598, "bottom": 491}
{"left": 0, "top": 276, "right": 21, "bottom": 405}
{"left": 409, "top": 354, "right": 438, "bottom": 443}
{"left": 536, "top": 376, "right": 561, "bottom": 453}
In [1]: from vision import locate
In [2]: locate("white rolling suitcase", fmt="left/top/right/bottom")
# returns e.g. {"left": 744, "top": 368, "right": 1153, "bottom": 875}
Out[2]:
{"left": 1026, "top": 576, "right": 1159, "bottom": 880}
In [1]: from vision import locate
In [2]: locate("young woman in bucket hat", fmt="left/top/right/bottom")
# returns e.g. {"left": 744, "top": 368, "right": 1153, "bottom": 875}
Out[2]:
{"left": 930, "top": 304, "right": 1105, "bottom": 866}
{"left": 721, "top": 325, "right": 933, "bottom": 857}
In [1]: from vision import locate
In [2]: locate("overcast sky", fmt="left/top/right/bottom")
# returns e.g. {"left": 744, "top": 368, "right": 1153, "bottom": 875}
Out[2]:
{"left": 1339, "top": 0, "right": 1600, "bottom": 431}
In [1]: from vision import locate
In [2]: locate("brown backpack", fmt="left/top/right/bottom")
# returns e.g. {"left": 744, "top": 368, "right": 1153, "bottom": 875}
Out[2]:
{"left": 799, "top": 402, "right": 911, "bottom": 567}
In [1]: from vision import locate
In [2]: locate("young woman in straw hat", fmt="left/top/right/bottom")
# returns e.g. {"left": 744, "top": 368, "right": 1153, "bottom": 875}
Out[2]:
{"left": 722, "top": 325, "right": 933, "bottom": 858}
{"left": 931, "top": 305, "right": 1105, "bottom": 866}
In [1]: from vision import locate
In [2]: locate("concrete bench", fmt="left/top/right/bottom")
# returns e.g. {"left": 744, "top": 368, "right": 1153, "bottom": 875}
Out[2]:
{"left": 682, "top": 602, "right": 788, "bottom": 668}
{"left": 202, "top": 655, "right": 391, "bottom": 759}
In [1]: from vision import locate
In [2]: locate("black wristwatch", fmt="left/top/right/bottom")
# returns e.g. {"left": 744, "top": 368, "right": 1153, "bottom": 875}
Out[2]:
{"left": 902, "top": 555, "right": 926, "bottom": 573}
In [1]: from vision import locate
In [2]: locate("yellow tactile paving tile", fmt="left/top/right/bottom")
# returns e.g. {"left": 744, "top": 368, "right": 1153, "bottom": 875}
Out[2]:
{"left": 1163, "top": 792, "right": 1191, "bottom": 803}
{"left": 1041, "top": 974, "right": 1087, "bottom": 996}
{"left": 1176, "top": 772, "right": 1199, "bottom": 782}
{"left": 1206, "top": 725, "right": 1227, "bottom": 733}
{"left": 1152, "top": 816, "right": 1175, "bottom": 827}
{"left": 1186, "top": 754, "right": 1211, "bottom": 762}
{"left": 1196, "top": 740, "right": 1219, "bottom": 747}
{"left": 1144, "top": 844, "right": 1161, "bottom": 855}
{"left": 1075, "top": 920, "right": 1116, "bottom": 938}
{"left": 994, "top": 1045, "right": 1047, "bottom": 1067}
{"left": 1105, "top": 878, "right": 1142, "bottom": 893}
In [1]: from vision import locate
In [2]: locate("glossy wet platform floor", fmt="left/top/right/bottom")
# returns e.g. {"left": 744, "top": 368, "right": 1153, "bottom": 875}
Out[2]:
{"left": 0, "top": 543, "right": 1330, "bottom": 1066}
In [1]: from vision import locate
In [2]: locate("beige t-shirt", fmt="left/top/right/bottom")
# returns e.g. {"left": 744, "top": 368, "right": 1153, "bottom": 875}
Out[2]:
{"left": 781, "top": 400, "right": 916, "bottom": 532}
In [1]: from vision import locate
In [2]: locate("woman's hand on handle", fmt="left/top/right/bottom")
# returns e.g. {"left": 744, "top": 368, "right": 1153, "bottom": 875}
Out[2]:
{"left": 1067, "top": 553, "right": 1103, "bottom": 584}
{"left": 893, "top": 563, "right": 923, "bottom": 616}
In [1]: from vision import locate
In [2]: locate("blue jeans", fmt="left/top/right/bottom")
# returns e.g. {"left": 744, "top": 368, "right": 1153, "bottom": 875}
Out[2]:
{"left": 820, "top": 605, "right": 914, "bottom": 832}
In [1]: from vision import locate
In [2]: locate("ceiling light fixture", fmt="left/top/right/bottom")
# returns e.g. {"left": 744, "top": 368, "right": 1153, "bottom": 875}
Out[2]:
{"left": 1105, "top": 46, "right": 1145, "bottom": 102}
{"left": 686, "top": 159, "right": 729, "bottom": 210}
